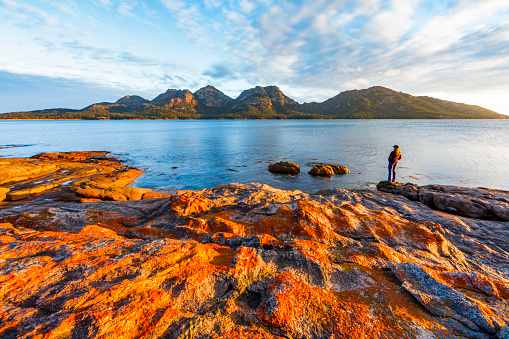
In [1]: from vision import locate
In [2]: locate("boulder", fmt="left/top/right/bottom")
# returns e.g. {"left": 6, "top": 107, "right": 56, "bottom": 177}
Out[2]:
{"left": 268, "top": 161, "right": 300, "bottom": 174}
{"left": 309, "top": 164, "right": 350, "bottom": 177}
{"left": 308, "top": 164, "right": 335, "bottom": 177}
{"left": 329, "top": 164, "right": 350, "bottom": 174}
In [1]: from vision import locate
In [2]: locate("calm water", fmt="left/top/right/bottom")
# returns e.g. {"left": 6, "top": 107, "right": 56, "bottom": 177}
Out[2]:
{"left": 1, "top": 120, "right": 508, "bottom": 193}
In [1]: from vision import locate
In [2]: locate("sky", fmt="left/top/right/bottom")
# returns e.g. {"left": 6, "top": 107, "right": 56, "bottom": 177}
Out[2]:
{"left": 0, "top": 0, "right": 508, "bottom": 114}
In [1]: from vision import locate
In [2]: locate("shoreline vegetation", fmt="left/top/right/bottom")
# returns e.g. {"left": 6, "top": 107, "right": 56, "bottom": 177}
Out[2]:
{"left": 1, "top": 85, "right": 507, "bottom": 120}
{"left": 1, "top": 151, "right": 508, "bottom": 338}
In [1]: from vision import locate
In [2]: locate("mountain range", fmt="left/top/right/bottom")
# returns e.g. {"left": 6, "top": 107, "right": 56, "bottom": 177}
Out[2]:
{"left": 1, "top": 85, "right": 506, "bottom": 119}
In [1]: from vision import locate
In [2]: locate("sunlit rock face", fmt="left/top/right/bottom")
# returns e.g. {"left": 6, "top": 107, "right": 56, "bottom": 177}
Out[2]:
{"left": 0, "top": 151, "right": 169, "bottom": 203}
{"left": 231, "top": 86, "right": 298, "bottom": 112}
{"left": 194, "top": 85, "right": 233, "bottom": 108}
{"left": 151, "top": 89, "right": 198, "bottom": 111}
{"left": 308, "top": 164, "right": 350, "bottom": 177}
{"left": 0, "top": 154, "right": 508, "bottom": 338}
{"left": 268, "top": 161, "right": 301, "bottom": 174}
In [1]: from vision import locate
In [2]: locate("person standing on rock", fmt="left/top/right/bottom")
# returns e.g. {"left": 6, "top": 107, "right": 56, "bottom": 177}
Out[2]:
{"left": 387, "top": 145, "right": 402, "bottom": 182}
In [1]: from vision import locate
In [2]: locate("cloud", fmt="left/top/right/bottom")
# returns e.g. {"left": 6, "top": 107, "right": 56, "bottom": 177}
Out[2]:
{"left": 160, "top": 0, "right": 213, "bottom": 47}
{"left": 384, "top": 69, "right": 401, "bottom": 76}
{"left": 0, "top": 0, "right": 17, "bottom": 8}
{"left": 118, "top": 0, "right": 139, "bottom": 18}
{"left": 342, "top": 78, "right": 370, "bottom": 89}
{"left": 203, "top": 64, "right": 237, "bottom": 80}
{"left": 92, "top": 0, "right": 113, "bottom": 8}
{"left": 239, "top": 0, "right": 255, "bottom": 14}
{"left": 364, "top": 0, "right": 420, "bottom": 43}
{"left": 204, "top": 0, "right": 222, "bottom": 9}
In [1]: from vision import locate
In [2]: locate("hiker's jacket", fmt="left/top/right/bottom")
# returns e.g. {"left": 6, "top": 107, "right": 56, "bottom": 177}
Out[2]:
{"left": 388, "top": 151, "right": 402, "bottom": 163}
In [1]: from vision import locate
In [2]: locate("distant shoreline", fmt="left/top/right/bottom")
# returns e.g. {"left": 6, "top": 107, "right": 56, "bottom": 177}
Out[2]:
{"left": 1, "top": 117, "right": 508, "bottom": 121}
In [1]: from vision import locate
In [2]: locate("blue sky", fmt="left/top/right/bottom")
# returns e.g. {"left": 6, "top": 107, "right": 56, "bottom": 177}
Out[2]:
{"left": 1, "top": 0, "right": 508, "bottom": 114}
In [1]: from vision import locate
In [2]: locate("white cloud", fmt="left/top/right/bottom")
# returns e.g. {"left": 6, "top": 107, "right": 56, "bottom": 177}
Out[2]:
{"left": 0, "top": 0, "right": 18, "bottom": 8}
{"left": 239, "top": 0, "right": 255, "bottom": 14}
{"left": 92, "top": 0, "right": 113, "bottom": 9}
{"left": 384, "top": 69, "right": 401, "bottom": 76}
{"left": 364, "top": 0, "right": 420, "bottom": 43}
{"left": 21, "top": 4, "right": 59, "bottom": 26}
{"left": 118, "top": 0, "right": 138, "bottom": 18}
{"left": 204, "top": 0, "right": 222, "bottom": 9}
{"left": 342, "top": 78, "right": 370, "bottom": 89}
{"left": 160, "top": 0, "right": 213, "bottom": 47}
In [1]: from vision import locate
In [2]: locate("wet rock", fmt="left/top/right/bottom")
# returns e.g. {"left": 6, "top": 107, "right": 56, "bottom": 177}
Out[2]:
{"left": 328, "top": 164, "right": 350, "bottom": 174}
{"left": 268, "top": 161, "right": 300, "bottom": 174}
{"left": 309, "top": 164, "right": 350, "bottom": 177}
{"left": 377, "top": 181, "right": 509, "bottom": 220}
{"left": 308, "top": 164, "right": 335, "bottom": 177}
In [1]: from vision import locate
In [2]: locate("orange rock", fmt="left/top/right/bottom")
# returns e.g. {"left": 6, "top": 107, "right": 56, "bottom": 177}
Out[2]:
{"left": 31, "top": 151, "right": 109, "bottom": 161}
{"left": 142, "top": 191, "right": 171, "bottom": 199}
{"left": 308, "top": 164, "right": 335, "bottom": 177}
{"left": 268, "top": 161, "right": 300, "bottom": 174}
{"left": 0, "top": 173, "right": 508, "bottom": 338}
{"left": 0, "top": 152, "right": 149, "bottom": 203}
{"left": 328, "top": 163, "right": 350, "bottom": 174}
{"left": 0, "top": 187, "right": 9, "bottom": 202}
{"left": 309, "top": 163, "right": 350, "bottom": 177}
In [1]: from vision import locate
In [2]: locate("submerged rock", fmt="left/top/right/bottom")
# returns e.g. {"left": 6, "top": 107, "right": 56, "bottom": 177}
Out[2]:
{"left": 0, "top": 155, "right": 508, "bottom": 338}
{"left": 268, "top": 161, "right": 300, "bottom": 174}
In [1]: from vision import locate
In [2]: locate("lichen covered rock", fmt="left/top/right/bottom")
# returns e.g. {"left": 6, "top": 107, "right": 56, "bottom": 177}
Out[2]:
{"left": 0, "top": 156, "right": 508, "bottom": 338}
{"left": 0, "top": 151, "right": 169, "bottom": 203}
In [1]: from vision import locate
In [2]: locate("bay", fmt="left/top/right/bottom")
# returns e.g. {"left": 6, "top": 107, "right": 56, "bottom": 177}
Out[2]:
{"left": 1, "top": 119, "right": 508, "bottom": 193}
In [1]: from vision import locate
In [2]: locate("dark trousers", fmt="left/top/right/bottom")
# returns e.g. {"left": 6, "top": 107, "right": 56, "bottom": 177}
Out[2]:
{"left": 388, "top": 162, "right": 397, "bottom": 182}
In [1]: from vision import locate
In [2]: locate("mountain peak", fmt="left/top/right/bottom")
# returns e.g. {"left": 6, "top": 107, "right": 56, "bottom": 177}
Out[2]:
{"left": 194, "top": 86, "right": 232, "bottom": 108}
{"left": 231, "top": 85, "right": 298, "bottom": 112}
{"left": 115, "top": 95, "right": 149, "bottom": 107}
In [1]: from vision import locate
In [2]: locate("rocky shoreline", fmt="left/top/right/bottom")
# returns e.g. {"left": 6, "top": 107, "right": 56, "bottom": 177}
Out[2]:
{"left": 0, "top": 152, "right": 508, "bottom": 338}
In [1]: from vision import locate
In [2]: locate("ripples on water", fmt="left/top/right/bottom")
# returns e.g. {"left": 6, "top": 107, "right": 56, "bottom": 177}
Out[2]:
{"left": 1, "top": 119, "right": 508, "bottom": 193}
